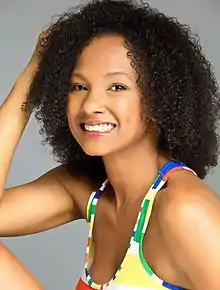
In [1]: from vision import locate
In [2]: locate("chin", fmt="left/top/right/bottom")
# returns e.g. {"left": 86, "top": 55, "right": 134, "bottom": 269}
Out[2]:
{"left": 81, "top": 146, "right": 108, "bottom": 157}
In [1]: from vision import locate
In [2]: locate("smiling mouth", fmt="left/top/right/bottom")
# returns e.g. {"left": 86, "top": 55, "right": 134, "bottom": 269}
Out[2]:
{"left": 80, "top": 123, "right": 116, "bottom": 133}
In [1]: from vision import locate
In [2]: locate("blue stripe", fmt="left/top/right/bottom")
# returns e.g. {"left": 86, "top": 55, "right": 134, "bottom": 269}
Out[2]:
{"left": 162, "top": 281, "right": 183, "bottom": 290}
{"left": 152, "top": 175, "right": 162, "bottom": 189}
{"left": 85, "top": 268, "right": 89, "bottom": 277}
{"left": 159, "top": 161, "right": 186, "bottom": 177}
{"left": 95, "top": 189, "right": 102, "bottom": 199}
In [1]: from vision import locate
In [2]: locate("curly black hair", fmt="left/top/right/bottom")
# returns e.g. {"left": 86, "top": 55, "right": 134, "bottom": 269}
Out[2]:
{"left": 26, "top": 0, "right": 220, "bottom": 182}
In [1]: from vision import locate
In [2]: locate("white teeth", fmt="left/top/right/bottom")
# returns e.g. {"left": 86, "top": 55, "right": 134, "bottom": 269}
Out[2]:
{"left": 84, "top": 123, "right": 115, "bottom": 132}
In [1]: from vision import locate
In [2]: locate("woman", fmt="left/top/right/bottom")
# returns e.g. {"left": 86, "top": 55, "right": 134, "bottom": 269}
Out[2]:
{"left": 0, "top": 0, "right": 220, "bottom": 289}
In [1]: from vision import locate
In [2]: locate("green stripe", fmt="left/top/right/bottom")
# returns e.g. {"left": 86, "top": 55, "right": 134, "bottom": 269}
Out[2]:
{"left": 88, "top": 203, "right": 96, "bottom": 222}
{"left": 88, "top": 279, "right": 93, "bottom": 286}
{"left": 134, "top": 199, "right": 150, "bottom": 242}
{"left": 139, "top": 233, "right": 154, "bottom": 276}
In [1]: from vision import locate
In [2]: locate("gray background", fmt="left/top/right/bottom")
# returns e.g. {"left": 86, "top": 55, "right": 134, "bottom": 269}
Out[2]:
{"left": 0, "top": 0, "right": 220, "bottom": 289}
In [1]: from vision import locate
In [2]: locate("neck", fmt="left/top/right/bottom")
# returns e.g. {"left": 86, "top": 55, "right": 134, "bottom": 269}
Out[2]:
{"left": 102, "top": 138, "right": 169, "bottom": 209}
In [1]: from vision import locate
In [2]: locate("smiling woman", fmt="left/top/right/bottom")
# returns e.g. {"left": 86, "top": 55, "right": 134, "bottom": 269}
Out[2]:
{"left": 0, "top": 0, "right": 220, "bottom": 289}
{"left": 66, "top": 35, "right": 145, "bottom": 157}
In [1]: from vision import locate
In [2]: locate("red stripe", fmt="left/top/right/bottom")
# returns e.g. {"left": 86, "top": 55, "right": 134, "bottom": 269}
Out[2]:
{"left": 76, "top": 278, "right": 93, "bottom": 290}
{"left": 163, "top": 166, "right": 183, "bottom": 181}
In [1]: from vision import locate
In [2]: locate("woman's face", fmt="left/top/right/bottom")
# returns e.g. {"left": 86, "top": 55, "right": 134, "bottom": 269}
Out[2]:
{"left": 67, "top": 34, "right": 148, "bottom": 156}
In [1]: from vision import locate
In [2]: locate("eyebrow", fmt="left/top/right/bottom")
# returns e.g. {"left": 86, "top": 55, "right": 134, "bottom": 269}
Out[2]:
{"left": 105, "top": 71, "right": 132, "bottom": 79}
{"left": 72, "top": 71, "right": 133, "bottom": 81}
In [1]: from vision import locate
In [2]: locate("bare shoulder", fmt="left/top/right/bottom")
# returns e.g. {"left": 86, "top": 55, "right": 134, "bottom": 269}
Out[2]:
{"left": 157, "top": 170, "right": 220, "bottom": 289}
{"left": 160, "top": 169, "right": 220, "bottom": 216}
{"left": 158, "top": 168, "right": 218, "bottom": 204}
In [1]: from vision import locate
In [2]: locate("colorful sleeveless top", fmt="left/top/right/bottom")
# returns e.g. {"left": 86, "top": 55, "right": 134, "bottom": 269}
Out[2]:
{"left": 76, "top": 161, "right": 196, "bottom": 290}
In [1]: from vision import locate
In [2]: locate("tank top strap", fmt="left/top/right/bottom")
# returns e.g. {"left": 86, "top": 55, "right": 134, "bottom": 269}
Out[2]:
{"left": 134, "top": 161, "right": 196, "bottom": 242}
{"left": 86, "top": 179, "right": 108, "bottom": 223}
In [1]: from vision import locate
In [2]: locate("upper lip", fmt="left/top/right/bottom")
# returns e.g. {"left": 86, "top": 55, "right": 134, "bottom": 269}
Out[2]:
{"left": 80, "top": 120, "right": 116, "bottom": 125}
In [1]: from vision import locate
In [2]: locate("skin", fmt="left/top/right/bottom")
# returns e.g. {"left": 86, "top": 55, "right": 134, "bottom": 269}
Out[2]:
{"left": 1, "top": 34, "right": 220, "bottom": 289}
{"left": 0, "top": 243, "right": 43, "bottom": 290}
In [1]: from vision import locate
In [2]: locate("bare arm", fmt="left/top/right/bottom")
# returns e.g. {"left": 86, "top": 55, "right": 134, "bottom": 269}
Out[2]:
{"left": 0, "top": 31, "right": 42, "bottom": 194}
{"left": 0, "top": 32, "right": 83, "bottom": 237}
{"left": 0, "top": 243, "right": 43, "bottom": 289}
{"left": 0, "top": 166, "right": 82, "bottom": 237}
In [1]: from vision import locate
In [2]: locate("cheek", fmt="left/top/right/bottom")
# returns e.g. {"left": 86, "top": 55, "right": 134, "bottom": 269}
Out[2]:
{"left": 116, "top": 95, "right": 143, "bottom": 127}
{"left": 66, "top": 97, "right": 80, "bottom": 120}
{"left": 66, "top": 99, "right": 80, "bottom": 133}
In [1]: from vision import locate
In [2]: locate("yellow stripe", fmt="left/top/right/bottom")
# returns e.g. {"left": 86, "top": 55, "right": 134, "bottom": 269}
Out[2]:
{"left": 114, "top": 254, "right": 165, "bottom": 289}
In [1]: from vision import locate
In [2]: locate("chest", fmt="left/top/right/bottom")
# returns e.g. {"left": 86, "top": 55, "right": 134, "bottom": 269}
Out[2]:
{"left": 88, "top": 195, "right": 177, "bottom": 286}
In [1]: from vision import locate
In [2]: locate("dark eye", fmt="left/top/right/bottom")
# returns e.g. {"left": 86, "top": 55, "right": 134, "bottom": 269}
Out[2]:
{"left": 110, "top": 84, "right": 128, "bottom": 92}
{"left": 70, "top": 84, "right": 88, "bottom": 92}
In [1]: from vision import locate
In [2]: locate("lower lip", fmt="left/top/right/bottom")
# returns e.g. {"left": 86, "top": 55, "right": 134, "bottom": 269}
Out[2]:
{"left": 82, "top": 128, "right": 115, "bottom": 137}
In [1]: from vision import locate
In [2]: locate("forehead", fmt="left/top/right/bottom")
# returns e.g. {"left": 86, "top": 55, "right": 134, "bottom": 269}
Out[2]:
{"left": 74, "top": 35, "right": 135, "bottom": 76}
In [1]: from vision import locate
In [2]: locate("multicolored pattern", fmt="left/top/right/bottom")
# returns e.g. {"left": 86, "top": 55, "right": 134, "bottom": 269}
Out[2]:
{"left": 76, "top": 161, "right": 196, "bottom": 290}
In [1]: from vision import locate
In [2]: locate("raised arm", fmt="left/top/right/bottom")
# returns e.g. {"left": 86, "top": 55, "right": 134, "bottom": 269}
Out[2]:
{"left": 0, "top": 32, "right": 83, "bottom": 237}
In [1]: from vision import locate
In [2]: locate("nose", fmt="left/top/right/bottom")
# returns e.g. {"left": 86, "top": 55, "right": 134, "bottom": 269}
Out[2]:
{"left": 81, "top": 89, "right": 105, "bottom": 115}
